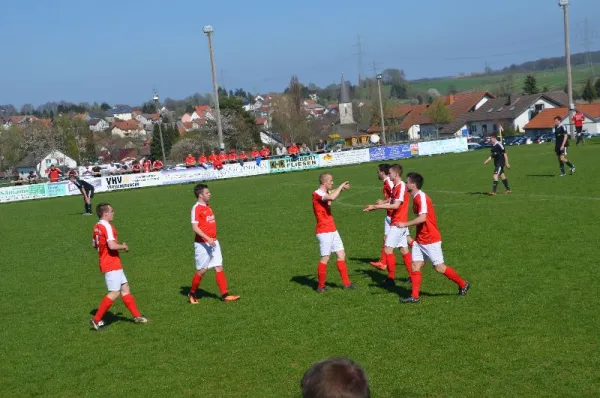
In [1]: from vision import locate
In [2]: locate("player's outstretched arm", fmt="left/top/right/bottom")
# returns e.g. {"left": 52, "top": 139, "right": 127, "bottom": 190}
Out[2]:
{"left": 364, "top": 199, "right": 401, "bottom": 212}
{"left": 322, "top": 181, "right": 350, "bottom": 201}
{"left": 107, "top": 240, "right": 129, "bottom": 252}
{"left": 483, "top": 156, "right": 491, "bottom": 165}
{"left": 394, "top": 214, "right": 426, "bottom": 228}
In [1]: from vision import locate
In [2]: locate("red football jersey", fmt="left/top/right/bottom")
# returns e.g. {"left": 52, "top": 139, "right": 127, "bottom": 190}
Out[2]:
{"left": 47, "top": 168, "right": 62, "bottom": 182}
{"left": 228, "top": 153, "right": 238, "bottom": 161}
{"left": 92, "top": 220, "right": 122, "bottom": 273}
{"left": 239, "top": 152, "right": 248, "bottom": 160}
{"left": 251, "top": 150, "right": 260, "bottom": 158}
{"left": 573, "top": 112, "right": 585, "bottom": 127}
{"left": 390, "top": 181, "right": 409, "bottom": 224}
{"left": 185, "top": 156, "right": 196, "bottom": 166}
{"left": 198, "top": 155, "right": 207, "bottom": 163}
{"left": 383, "top": 177, "right": 394, "bottom": 218}
{"left": 260, "top": 148, "right": 270, "bottom": 157}
{"left": 143, "top": 160, "right": 152, "bottom": 171}
{"left": 218, "top": 153, "right": 228, "bottom": 162}
{"left": 412, "top": 190, "right": 441, "bottom": 244}
{"left": 153, "top": 160, "right": 163, "bottom": 169}
{"left": 312, "top": 189, "right": 336, "bottom": 234}
{"left": 191, "top": 202, "right": 217, "bottom": 243}
{"left": 132, "top": 164, "right": 141, "bottom": 173}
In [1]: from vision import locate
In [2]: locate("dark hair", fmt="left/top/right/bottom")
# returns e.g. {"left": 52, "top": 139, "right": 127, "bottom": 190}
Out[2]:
{"left": 301, "top": 358, "right": 370, "bottom": 398}
{"left": 389, "top": 164, "right": 403, "bottom": 177}
{"left": 194, "top": 183, "right": 208, "bottom": 198}
{"left": 554, "top": 116, "right": 562, "bottom": 122}
{"left": 69, "top": 174, "right": 76, "bottom": 179}
{"left": 96, "top": 203, "right": 112, "bottom": 219}
{"left": 406, "top": 172, "right": 424, "bottom": 189}
{"left": 490, "top": 133, "right": 498, "bottom": 139}
{"left": 377, "top": 164, "right": 390, "bottom": 174}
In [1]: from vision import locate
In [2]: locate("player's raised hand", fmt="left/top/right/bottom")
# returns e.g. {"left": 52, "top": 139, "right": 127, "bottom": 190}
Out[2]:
{"left": 341, "top": 181, "right": 350, "bottom": 190}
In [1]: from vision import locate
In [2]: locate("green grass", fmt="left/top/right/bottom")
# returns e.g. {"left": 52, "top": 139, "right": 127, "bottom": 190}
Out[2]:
{"left": 409, "top": 63, "right": 598, "bottom": 95}
{"left": 2, "top": 142, "right": 600, "bottom": 397}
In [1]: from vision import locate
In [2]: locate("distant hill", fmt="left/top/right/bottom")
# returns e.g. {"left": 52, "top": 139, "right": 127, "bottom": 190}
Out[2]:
{"left": 409, "top": 51, "right": 600, "bottom": 96}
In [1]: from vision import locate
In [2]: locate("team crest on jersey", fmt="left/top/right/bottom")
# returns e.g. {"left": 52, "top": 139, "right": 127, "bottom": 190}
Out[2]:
{"left": 206, "top": 215, "right": 215, "bottom": 222}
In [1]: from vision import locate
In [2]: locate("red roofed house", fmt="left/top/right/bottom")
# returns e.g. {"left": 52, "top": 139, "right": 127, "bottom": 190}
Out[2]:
{"left": 368, "top": 104, "right": 429, "bottom": 141}
{"left": 111, "top": 120, "right": 146, "bottom": 138}
{"left": 255, "top": 117, "right": 269, "bottom": 130}
{"left": 417, "top": 92, "right": 494, "bottom": 138}
{"left": 524, "top": 106, "right": 600, "bottom": 135}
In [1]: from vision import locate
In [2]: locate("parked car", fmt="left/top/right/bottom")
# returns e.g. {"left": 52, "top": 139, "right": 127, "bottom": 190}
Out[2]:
{"left": 468, "top": 142, "right": 486, "bottom": 151}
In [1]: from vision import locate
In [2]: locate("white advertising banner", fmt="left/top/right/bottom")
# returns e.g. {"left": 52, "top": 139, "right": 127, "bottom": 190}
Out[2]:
{"left": 0, "top": 184, "right": 47, "bottom": 203}
{"left": 318, "top": 149, "right": 370, "bottom": 167}
{"left": 418, "top": 137, "right": 468, "bottom": 156}
{"left": 101, "top": 172, "right": 162, "bottom": 191}
{"left": 217, "top": 161, "right": 270, "bottom": 178}
{"left": 66, "top": 177, "right": 106, "bottom": 196}
{"left": 161, "top": 167, "right": 219, "bottom": 185}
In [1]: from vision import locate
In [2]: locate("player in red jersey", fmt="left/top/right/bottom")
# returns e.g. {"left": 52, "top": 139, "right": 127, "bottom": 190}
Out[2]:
{"left": 394, "top": 172, "right": 470, "bottom": 303}
{"left": 368, "top": 164, "right": 394, "bottom": 270}
{"left": 364, "top": 164, "right": 412, "bottom": 286}
{"left": 312, "top": 173, "right": 356, "bottom": 292}
{"left": 143, "top": 159, "right": 152, "bottom": 173}
{"left": 46, "top": 164, "right": 63, "bottom": 182}
{"left": 188, "top": 184, "right": 240, "bottom": 303}
{"left": 152, "top": 159, "right": 163, "bottom": 171}
{"left": 185, "top": 154, "right": 196, "bottom": 168}
{"left": 89, "top": 203, "right": 148, "bottom": 330}
{"left": 132, "top": 161, "right": 141, "bottom": 173}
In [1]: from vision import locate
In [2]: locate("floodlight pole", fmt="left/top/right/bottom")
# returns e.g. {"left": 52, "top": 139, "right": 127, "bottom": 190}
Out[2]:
{"left": 204, "top": 25, "right": 225, "bottom": 150}
{"left": 376, "top": 74, "right": 386, "bottom": 144}
{"left": 560, "top": 0, "right": 575, "bottom": 138}
{"left": 153, "top": 94, "right": 167, "bottom": 165}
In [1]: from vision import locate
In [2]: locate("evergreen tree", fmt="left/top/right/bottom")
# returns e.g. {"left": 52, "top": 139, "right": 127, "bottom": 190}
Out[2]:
{"left": 582, "top": 79, "right": 597, "bottom": 103}
{"left": 523, "top": 75, "right": 539, "bottom": 95}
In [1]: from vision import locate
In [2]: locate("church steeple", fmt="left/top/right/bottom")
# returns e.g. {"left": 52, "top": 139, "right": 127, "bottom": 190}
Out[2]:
{"left": 338, "top": 73, "right": 355, "bottom": 125}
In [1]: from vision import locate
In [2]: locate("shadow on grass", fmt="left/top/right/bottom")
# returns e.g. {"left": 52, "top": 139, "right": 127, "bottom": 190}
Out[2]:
{"left": 357, "top": 269, "right": 456, "bottom": 298}
{"left": 526, "top": 174, "right": 555, "bottom": 178}
{"left": 356, "top": 269, "right": 410, "bottom": 297}
{"left": 179, "top": 286, "right": 221, "bottom": 300}
{"left": 467, "top": 192, "right": 491, "bottom": 196}
{"left": 349, "top": 257, "right": 377, "bottom": 265}
{"left": 88, "top": 309, "right": 134, "bottom": 326}
{"left": 290, "top": 275, "right": 341, "bottom": 291}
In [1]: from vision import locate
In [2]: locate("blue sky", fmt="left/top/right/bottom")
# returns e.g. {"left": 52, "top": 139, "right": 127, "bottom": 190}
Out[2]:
{"left": 1, "top": 0, "right": 598, "bottom": 107}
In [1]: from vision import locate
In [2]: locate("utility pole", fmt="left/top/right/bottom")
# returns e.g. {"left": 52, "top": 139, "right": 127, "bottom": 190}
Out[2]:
{"left": 153, "top": 93, "right": 167, "bottom": 165}
{"left": 203, "top": 25, "right": 225, "bottom": 150}
{"left": 559, "top": 0, "right": 575, "bottom": 138}
{"left": 353, "top": 34, "right": 365, "bottom": 86}
{"left": 376, "top": 73, "right": 386, "bottom": 144}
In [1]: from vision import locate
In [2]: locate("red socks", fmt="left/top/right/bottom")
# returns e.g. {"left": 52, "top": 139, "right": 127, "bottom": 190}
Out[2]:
{"left": 336, "top": 260, "right": 351, "bottom": 287}
{"left": 215, "top": 271, "right": 229, "bottom": 295}
{"left": 443, "top": 266, "right": 466, "bottom": 289}
{"left": 385, "top": 253, "right": 396, "bottom": 280}
{"left": 410, "top": 271, "right": 422, "bottom": 299}
{"left": 122, "top": 294, "right": 141, "bottom": 318}
{"left": 317, "top": 262, "right": 327, "bottom": 288}
{"left": 191, "top": 273, "right": 203, "bottom": 293}
{"left": 94, "top": 296, "right": 114, "bottom": 322}
{"left": 402, "top": 252, "right": 412, "bottom": 275}
{"left": 380, "top": 244, "right": 387, "bottom": 265}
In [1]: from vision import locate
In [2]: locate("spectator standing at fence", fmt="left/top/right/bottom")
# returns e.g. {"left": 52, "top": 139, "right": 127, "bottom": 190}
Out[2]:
{"left": 188, "top": 183, "right": 240, "bottom": 304}
{"left": 198, "top": 153, "right": 208, "bottom": 169}
{"left": 152, "top": 159, "right": 164, "bottom": 171}
{"left": 185, "top": 153, "right": 196, "bottom": 168}
{"left": 132, "top": 161, "right": 141, "bottom": 173}
{"left": 217, "top": 149, "right": 228, "bottom": 164}
{"left": 70, "top": 175, "right": 95, "bottom": 215}
{"left": 208, "top": 150, "right": 217, "bottom": 164}
{"left": 27, "top": 170, "right": 38, "bottom": 184}
{"left": 301, "top": 357, "right": 370, "bottom": 398}
{"left": 395, "top": 172, "right": 470, "bottom": 303}
{"left": 312, "top": 173, "right": 356, "bottom": 292}
{"left": 90, "top": 203, "right": 148, "bottom": 330}
{"left": 251, "top": 147, "right": 260, "bottom": 159}
{"left": 300, "top": 143, "right": 311, "bottom": 155}
{"left": 68, "top": 168, "right": 78, "bottom": 178}
{"left": 107, "top": 162, "right": 119, "bottom": 175}
{"left": 228, "top": 150, "right": 238, "bottom": 163}
{"left": 143, "top": 158, "right": 152, "bottom": 173}
{"left": 92, "top": 164, "right": 102, "bottom": 177}
{"left": 574, "top": 109, "right": 585, "bottom": 146}
{"left": 212, "top": 154, "right": 224, "bottom": 171}
{"left": 46, "top": 164, "right": 63, "bottom": 182}
{"left": 239, "top": 150, "right": 248, "bottom": 163}
{"left": 315, "top": 139, "right": 326, "bottom": 153}
{"left": 260, "top": 145, "right": 270, "bottom": 159}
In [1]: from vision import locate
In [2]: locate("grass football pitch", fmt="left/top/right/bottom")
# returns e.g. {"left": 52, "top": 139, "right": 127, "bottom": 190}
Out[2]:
{"left": 1, "top": 142, "right": 599, "bottom": 397}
